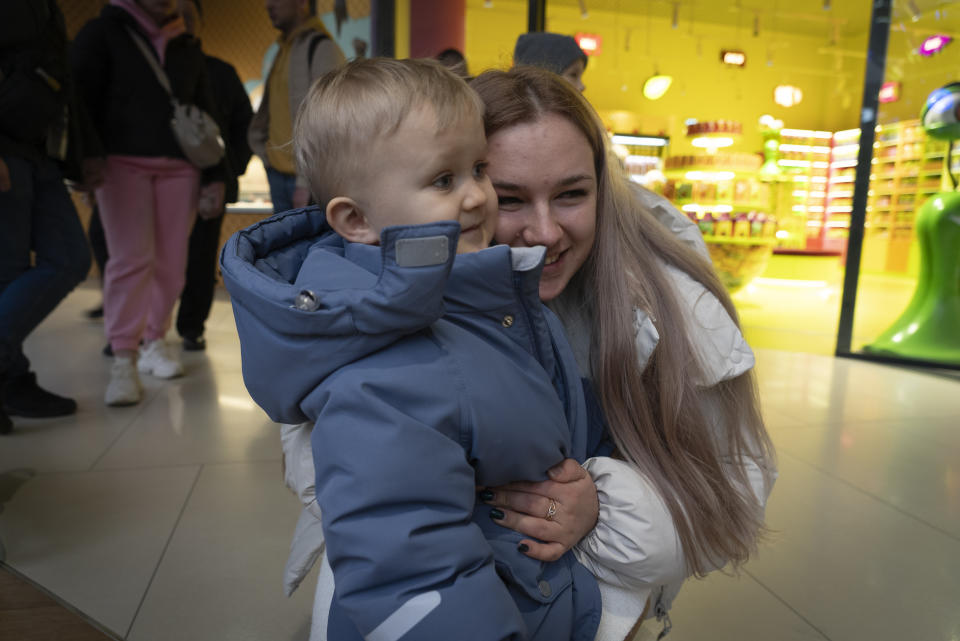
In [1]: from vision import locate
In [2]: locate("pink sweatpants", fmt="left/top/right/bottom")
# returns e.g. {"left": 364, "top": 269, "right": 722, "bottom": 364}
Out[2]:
{"left": 96, "top": 155, "right": 200, "bottom": 352}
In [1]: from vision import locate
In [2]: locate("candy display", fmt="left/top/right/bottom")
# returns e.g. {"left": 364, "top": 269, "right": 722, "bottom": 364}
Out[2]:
{"left": 705, "top": 238, "right": 776, "bottom": 294}
{"left": 686, "top": 120, "right": 743, "bottom": 136}
{"left": 664, "top": 153, "right": 761, "bottom": 171}
{"left": 660, "top": 135, "right": 775, "bottom": 292}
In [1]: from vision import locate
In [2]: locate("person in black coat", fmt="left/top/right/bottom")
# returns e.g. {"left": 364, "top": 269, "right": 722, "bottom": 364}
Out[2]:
{"left": 0, "top": 0, "right": 96, "bottom": 434}
{"left": 175, "top": 0, "right": 253, "bottom": 351}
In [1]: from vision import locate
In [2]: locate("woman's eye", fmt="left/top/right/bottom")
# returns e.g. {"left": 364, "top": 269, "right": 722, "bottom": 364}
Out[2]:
{"left": 473, "top": 162, "right": 488, "bottom": 179}
{"left": 497, "top": 195, "right": 522, "bottom": 207}
{"left": 558, "top": 189, "right": 587, "bottom": 200}
{"left": 433, "top": 174, "right": 453, "bottom": 189}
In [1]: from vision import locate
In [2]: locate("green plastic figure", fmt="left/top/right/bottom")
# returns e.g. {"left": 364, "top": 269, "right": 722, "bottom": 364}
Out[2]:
{"left": 866, "top": 82, "right": 960, "bottom": 364}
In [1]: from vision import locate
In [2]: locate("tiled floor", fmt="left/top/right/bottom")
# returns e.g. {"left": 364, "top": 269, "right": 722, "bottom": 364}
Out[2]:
{"left": 1, "top": 282, "right": 959, "bottom": 640}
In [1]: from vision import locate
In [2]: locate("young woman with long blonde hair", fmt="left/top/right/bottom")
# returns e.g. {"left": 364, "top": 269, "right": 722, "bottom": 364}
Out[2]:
{"left": 473, "top": 66, "right": 778, "bottom": 640}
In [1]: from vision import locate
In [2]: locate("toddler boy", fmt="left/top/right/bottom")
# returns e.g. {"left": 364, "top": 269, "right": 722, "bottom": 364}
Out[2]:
{"left": 221, "top": 58, "right": 602, "bottom": 641}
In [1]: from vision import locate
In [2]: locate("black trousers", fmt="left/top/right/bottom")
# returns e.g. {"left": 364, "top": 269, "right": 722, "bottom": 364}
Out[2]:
{"left": 176, "top": 209, "right": 225, "bottom": 340}
{"left": 87, "top": 204, "right": 109, "bottom": 277}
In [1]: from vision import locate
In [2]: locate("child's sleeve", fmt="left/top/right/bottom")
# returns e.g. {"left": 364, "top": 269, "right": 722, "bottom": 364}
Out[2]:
{"left": 307, "top": 369, "right": 526, "bottom": 641}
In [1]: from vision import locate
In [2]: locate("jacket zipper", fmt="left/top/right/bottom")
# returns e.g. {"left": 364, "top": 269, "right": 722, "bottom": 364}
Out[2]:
{"left": 513, "top": 274, "right": 544, "bottom": 365}
{"left": 654, "top": 585, "right": 673, "bottom": 639}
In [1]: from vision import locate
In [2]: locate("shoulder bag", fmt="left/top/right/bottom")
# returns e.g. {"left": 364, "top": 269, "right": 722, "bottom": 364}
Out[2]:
{"left": 126, "top": 27, "right": 224, "bottom": 169}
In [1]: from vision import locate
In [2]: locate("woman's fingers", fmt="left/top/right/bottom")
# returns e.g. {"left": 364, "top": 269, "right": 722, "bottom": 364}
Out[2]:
{"left": 483, "top": 487, "right": 552, "bottom": 518}
{"left": 517, "top": 539, "right": 566, "bottom": 563}
{"left": 488, "top": 478, "right": 562, "bottom": 499}
{"left": 547, "top": 458, "right": 587, "bottom": 483}
{"left": 490, "top": 459, "right": 587, "bottom": 498}
{"left": 488, "top": 507, "right": 559, "bottom": 542}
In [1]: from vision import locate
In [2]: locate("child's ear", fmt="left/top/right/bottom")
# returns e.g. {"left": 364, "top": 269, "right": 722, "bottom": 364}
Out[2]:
{"left": 326, "top": 197, "right": 379, "bottom": 244}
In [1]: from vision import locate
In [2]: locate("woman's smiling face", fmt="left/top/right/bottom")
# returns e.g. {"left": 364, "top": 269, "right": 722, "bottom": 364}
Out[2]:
{"left": 487, "top": 113, "right": 598, "bottom": 302}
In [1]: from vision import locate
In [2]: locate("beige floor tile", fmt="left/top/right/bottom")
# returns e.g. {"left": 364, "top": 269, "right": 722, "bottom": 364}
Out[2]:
{"left": 92, "top": 371, "right": 280, "bottom": 470}
{"left": 748, "top": 456, "right": 960, "bottom": 641}
{"left": 126, "top": 462, "right": 313, "bottom": 641}
{"left": 0, "top": 466, "right": 200, "bottom": 637}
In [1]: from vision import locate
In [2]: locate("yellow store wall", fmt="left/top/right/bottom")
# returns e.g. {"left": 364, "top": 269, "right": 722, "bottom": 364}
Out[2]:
{"left": 464, "top": 0, "right": 866, "bottom": 154}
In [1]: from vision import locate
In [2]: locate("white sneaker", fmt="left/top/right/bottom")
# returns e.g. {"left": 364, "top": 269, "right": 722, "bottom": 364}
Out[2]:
{"left": 106, "top": 356, "right": 143, "bottom": 406}
{"left": 138, "top": 339, "right": 184, "bottom": 379}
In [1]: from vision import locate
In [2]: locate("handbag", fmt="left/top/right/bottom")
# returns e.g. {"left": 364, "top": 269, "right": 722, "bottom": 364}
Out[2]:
{"left": 126, "top": 28, "right": 224, "bottom": 169}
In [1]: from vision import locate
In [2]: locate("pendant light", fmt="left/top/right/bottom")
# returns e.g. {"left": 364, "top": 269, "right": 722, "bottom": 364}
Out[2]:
{"left": 643, "top": 73, "right": 673, "bottom": 100}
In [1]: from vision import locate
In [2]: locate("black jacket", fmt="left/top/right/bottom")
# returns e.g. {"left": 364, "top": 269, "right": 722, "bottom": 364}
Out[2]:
{"left": 70, "top": 5, "right": 224, "bottom": 181}
{"left": 203, "top": 53, "right": 252, "bottom": 203}
{"left": 0, "top": 0, "right": 97, "bottom": 179}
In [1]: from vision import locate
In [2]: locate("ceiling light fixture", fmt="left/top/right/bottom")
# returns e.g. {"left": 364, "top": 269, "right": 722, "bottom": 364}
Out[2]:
{"left": 823, "top": 0, "right": 830, "bottom": 9}
{"left": 578, "top": 0, "right": 589, "bottom": 19}
{"left": 690, "top": 137, "right": 735, "bottom": 150}
{"left": 611, "top": 134, "right": 669, "bottom": 146}
{"left": 722, "top": 50, "right": 747, "bottom": 66}
{"left": 920, "top": 34, "right": 953, "bottom": 56}
{"left": 774, "top": 85, "right": 804, "bottom": 107}
{"left": 643, "top": 74, "right": 673, "bottom": 100}
{"left": 672, "top": 2, "right": 680, "bottom": 29}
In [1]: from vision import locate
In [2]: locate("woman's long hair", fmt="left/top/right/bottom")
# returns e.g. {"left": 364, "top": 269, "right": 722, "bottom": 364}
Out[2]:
{"left": 472, "top": 66, "right": 776, "bottom": 577}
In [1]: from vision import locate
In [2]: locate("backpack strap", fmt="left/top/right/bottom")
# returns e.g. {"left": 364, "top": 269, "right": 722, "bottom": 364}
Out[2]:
{"left": 306, "top": 32, "right": 329, "bottom": 75}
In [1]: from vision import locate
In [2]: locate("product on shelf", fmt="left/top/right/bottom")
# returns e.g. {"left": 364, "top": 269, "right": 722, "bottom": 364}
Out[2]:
{"left": 685, "top": 120, "right": 744, "bottom": 136}
{"left": 660, "top": 148, "right": 777, "bottom": 292}
{"left": 706, "top": 240, "right": 775, "bottom": 294}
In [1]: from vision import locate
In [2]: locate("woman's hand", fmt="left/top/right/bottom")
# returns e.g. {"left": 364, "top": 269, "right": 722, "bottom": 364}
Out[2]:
{"left": 0, "top": 157, "right": 11, "bottom": 192}
{"left": 482, "top": 458, "right": 599, "bottom": 562}
{"left": 198, "top": 181, "right": 225, "bottom": 219}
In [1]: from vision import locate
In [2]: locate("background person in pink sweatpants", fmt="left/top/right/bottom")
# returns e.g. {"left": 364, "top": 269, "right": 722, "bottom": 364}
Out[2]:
{"left": 71, "top": 0, "right": 226, "bottom": 405}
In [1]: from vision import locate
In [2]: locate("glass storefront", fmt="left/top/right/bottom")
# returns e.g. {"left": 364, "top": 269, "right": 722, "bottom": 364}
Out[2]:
{"left": 839, "top": 0, "right": 960, "bottom": 368}
{"left": 462, "top": 0, "right": 956, "bottom": 367}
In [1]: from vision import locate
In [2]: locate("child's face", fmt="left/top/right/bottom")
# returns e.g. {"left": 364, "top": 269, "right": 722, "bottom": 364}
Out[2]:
{"left": 358, "top": 105, "right": 498, "bottom": 254}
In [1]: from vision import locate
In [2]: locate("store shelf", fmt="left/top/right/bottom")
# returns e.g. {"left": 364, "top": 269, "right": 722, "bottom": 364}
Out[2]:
{"left": 860, "top": 119, "right": 943, "bottom": 274}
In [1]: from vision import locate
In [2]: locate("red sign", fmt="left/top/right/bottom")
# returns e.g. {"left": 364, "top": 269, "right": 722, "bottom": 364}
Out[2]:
{"left": 575, "top": 33, "right": 601, "bottom": 56}
{"left": 879, "top": 81, "right": 900, "bottom": 103}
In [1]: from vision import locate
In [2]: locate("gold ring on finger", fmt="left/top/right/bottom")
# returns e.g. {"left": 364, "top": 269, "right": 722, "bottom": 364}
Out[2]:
{"left": 545, "top": 499, "right": 558, "bottom": 521}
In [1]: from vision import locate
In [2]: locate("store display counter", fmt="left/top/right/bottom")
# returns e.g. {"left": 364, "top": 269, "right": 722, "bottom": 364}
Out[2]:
{"left": 703, "top": 235, "right": 776, "bottom": 293}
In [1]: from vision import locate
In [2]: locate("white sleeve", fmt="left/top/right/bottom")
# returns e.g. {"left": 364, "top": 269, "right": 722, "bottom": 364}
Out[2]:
{"left": 280, "top": 422, "right": 322, "bottom": 518}
{"left": 572, "top": 457, "right": 685, "bottom": 591}
{"left": 631, "top": 184, "right": 710, "bottom": 260}
{"left": 573, "top": 438, "right": 777, "bottom": 594}
{"left": 279, "top": 422, "right": 325, "bottom": 596}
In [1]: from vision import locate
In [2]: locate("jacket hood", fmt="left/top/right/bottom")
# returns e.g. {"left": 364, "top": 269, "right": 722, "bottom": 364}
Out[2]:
{"left": 220, "top": 206, "right": 545, "bottom": 423}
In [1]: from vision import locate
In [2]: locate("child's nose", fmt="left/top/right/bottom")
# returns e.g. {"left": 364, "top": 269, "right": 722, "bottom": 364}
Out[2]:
{"left": 462, "top": 179, "right": 488, "bottom": 211}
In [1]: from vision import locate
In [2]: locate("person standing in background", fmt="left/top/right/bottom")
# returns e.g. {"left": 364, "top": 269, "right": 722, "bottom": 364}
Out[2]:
{"left": 71, "top": 0, "right": 227, "bottom": 406}
{"left": 175, "top": 0, "right": 253, "bottom": 352}
{"left": 513, "top": 32, "right": 588, "bottom": 93}
{"left": 0, "top": 0, "right": 95, "bottom": 434}
{"left": 250, "top": 0, "right": 345, "bottom": 213}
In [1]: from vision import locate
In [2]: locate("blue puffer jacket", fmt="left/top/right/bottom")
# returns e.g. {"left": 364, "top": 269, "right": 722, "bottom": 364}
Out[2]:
{"left": 220, "top": 207, "right": 602, "bottom": 641}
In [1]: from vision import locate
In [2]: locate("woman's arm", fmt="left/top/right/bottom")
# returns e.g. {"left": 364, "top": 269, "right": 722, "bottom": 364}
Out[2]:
{"left": 483, "top": 456, "right": 685, "bottom": 588}
{"left": 486, "top": 390, "right": 777, "bottom": 587}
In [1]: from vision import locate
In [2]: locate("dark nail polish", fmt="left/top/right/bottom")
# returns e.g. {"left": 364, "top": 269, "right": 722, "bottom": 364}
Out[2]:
{"left": 489, "top": 508, "right": 505, "bottom": 521}
{"left": 479, "top": 490, "right": 495, "bottom": 501}
{"left": 517, "top": 543, "right": 529, "bottom": 553}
